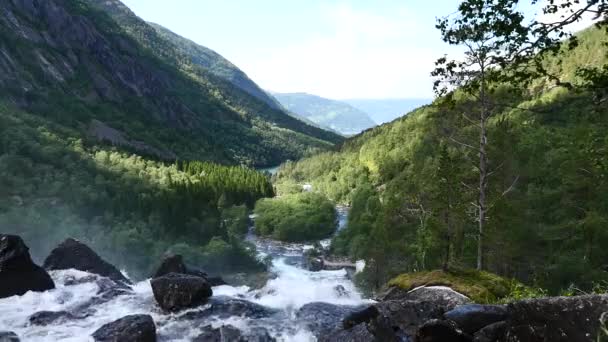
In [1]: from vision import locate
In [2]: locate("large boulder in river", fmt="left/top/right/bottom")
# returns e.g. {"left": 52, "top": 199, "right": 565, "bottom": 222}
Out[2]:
{"left": 43, "top": 238, "right": 130, "bottom": 284}
{"left": 0, "top": 234, "right": 55, "bottom": 299}
{"left": 0, "top": 331, "right": 19, "bottom": 342}
{"left": 444, "top": 304, "right": 509, "bottom": 335}
{"left": 92, "top": 314, "right": 156, "bottom": 342}
{"left": 181, "top": 296, "right": 277, "bottom": 320}
{"left": 151, "top": 272, "right": 212, "bottom": 311}
{"left": 29, "top": 310, "right": 87, "bottom": 326}
{"left": 152, "top": 254, "right": 226, "bottom": 286}
{"left": 501, "top": 294, "right": 608, "bottom": 342}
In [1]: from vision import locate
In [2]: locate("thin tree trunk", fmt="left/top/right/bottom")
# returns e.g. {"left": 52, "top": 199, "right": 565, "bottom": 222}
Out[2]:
{"left": 478, "top": 69, "right": 488, "bottom": 271}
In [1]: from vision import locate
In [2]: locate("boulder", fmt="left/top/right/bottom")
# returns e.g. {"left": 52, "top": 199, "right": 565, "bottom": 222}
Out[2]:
{"left": 416, "top": 319, "right": 472, "bottom": 342}
{"left": 334, "top": 284, "right": 350, "bottom": 298}
{"left": 182, "top": 296, "right": 277, "bottom": 320}
{"left": 151, "top": 273, "right": 212, "bottom": 311}
{"left": 374, "top": 298, "right": 454, "bottom": 338}
{"left": 473, "top": 321, "right": 507, "bottom": 342}
{"left": 0, "top": 332, "right": 19, "bottom": 342}
{"left": 92, "top": 315, "right": 156, "bottom": 342}
{"left": 343, "top": 305, "right": 380, "bottom": 329}
{"left": 319, "top": 324, "right": 375, "bottom": 342}
{"left": 152, "top": 254, "right": 226, "bottom": 286}
{"left": 444, "top": 304, "right": 509, "bottom": 335}
{"left": 502, "top": 294, "right": 608, "bottom": 342}
{"left": 43, "top": 238, "right": 130, "bottom": 284}
{"left": 0, "top": 234, "right": 55, "bottom": 299}
{"left": 28, "top": 310, "right": 86, "bottom": 326}
{"left": 297, "top": 302, "right": 368, "bottom": 337}
{"left": 193, "top": 325, "right": 275, "bottom": 342}
{"left": 306, "top": 257, "right": 324, "bottom": 272}
{"left": 405, "top": 286, "right": 471, "bottom": 307}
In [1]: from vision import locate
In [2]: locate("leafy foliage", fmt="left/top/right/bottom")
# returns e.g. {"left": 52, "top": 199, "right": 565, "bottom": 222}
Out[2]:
{"left": 254, "top": 192, "right": 337, "bottom": 242}
{"left": 276, "top": 26, "right": 608, "bottom": 293}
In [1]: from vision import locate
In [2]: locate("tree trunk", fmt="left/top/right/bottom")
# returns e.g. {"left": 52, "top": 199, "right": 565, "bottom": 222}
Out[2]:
{"left": 478, "top": 70, "right": 488, "bottom": 271}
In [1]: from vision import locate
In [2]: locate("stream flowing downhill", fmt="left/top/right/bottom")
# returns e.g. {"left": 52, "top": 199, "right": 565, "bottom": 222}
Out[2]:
{"left": 0, "top": 207, "right": 371, "bottom": 341}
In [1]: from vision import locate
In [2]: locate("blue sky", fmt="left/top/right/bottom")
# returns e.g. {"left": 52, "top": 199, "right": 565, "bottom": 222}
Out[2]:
{"left": 120, "top": 1, "right": 592, "bottom": 99}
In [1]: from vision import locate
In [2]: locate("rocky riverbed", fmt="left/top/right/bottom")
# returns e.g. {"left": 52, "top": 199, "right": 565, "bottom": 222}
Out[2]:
{"left": 1, "top": 206, "right": 607, "bottom": 341}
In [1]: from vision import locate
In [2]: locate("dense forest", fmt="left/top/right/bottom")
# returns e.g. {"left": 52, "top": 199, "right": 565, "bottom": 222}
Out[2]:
{"left": 0, "top": 102, "right": 277, "bottom": 278}
{"left": 275, "top": 25, "right": 608, "bottom": 294}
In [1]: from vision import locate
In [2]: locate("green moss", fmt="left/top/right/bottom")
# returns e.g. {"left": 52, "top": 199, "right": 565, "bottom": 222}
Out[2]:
{"left": 388, "top": 268, "right": 515, "bottom": 304}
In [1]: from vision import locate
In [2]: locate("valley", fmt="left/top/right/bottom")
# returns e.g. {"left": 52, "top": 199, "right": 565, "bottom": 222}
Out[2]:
{"left": 0, "top": 0, "right": 607, "bottom": 341}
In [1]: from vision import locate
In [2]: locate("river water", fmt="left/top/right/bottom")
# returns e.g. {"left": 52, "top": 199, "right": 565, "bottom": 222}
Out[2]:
{"left": 0, "top": 207, "right": 370, "bottom": 341}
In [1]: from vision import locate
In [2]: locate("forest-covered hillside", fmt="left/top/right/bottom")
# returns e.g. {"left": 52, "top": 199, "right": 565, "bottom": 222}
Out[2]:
{"left": 0, "top": 0, "right": 344, "bottom": 278}
{"left": 0, "top": 0, "right": 341, "bottom": 168}
{"left": 275, "top": 26, "right": 608, "bottom": 293}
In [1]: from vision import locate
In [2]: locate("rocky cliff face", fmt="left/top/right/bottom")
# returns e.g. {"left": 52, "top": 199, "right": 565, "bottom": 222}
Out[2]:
{"left": 0, "top": 0, "right": 341, "bottom": 165}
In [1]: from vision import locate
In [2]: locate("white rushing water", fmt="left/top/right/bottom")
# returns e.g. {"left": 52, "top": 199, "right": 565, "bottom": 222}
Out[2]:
{"left": 0, "top": 207, "right": 370, "bottom": 341}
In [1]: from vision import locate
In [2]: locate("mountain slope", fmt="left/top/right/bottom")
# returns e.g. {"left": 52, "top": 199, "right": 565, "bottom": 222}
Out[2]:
{"left": 0, "top": 0, "right": 341, "bottom": 167}
{"left": 148, "top": 22, "right": 283, "bottom": 110}
{"left": 275, "top": 26, "right": 608, "bottom": 292}
{"left": 344, "top": 98, "right": 432, "bottom": 124}
{"left": 273, "top": 92, "right": 377, "bottom": 135}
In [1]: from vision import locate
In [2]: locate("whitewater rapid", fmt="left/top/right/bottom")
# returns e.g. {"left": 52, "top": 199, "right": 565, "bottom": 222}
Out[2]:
{"left": 0, "top": 207, "right": 370, "bottom": 341}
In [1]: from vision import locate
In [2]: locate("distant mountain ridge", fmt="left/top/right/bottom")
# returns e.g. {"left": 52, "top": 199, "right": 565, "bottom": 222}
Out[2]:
{"left": 345, "top": 98, "right": 432, "bottom": 124}
{"left": 273, "top": 92, "right": 377, "bottom": 135}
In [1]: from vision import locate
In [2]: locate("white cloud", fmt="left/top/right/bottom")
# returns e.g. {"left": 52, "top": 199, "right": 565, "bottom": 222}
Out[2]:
{"left": 231, "top": 3, "right": 443, "bottom": 99}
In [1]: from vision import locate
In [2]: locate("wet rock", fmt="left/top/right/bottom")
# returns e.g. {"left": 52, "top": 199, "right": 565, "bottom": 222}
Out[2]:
{"left": 72, "top": 277, "right": 133, "bottom": 316}
{"left": 473, "top": 321, "right": 507, "bottom": 342}
{"left": 306, "top": 257, "right": 324, "bottom": 272}
{"left": 374, "top": 298, "right": 453, "bottom": 338}
{"left": 0, "top": 331, "right": 19, "bottom": 342}
{"left": 151, "top": 273, "right": 212, "bottom": 312}
{"left": 319, "top": 324, "right": 375, "bottom": 342}
{"left": 406, "top": 286, "right": 470, "bottom": 307}
{"left": 0, "top": 234, "right": 55, "bottom": 299}
{"left": 334, "top": 284, "right": 350, "bottom": 298}
{"left": 503, "top": 294, "right": 608, "bottom": 342}
{"left": 92, "top": 314, "right": 156, "bottom": 342}
{"left": 376, "top": 286, "right": 410, "bottom": 301}
{"left": 343, "top": 305, "right": 380, "bottom": 329}
{"left": 28, "top": 310, "right": 87, "bottom": 326}
{"left": 182, "top": 296, "right": 277, "bottom": 320}
{"left": 416, "top": 319, "right": 472, "bottom": 342}
{"left": 153, "top": 254, "right": 188, "bottom": 278}
{"left": 444, "top": 304, "right": 509, "bottom": 335}
{"left": 152, "top": 254, "right": 226, "bottom": 286}
{"left": 193, "top": 325, "right": 275, "bottom": 342}
{"left": 43, "top": 238, "right": 130, "bottom": 284}
{"left": 297, "top": 302, "right": 368, "bottom": 337}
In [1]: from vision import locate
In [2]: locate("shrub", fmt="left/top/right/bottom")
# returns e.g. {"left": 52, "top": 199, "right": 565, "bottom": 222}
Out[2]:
{"left": 254, "top": 192, "right": 336, "bottom": 242}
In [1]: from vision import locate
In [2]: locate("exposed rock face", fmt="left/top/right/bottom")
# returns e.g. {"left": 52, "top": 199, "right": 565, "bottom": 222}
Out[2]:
{"left": 151, "top": 273, "right": 212, "bottom": 311}
{"left": 0, "top": 234, "right": 55, "bottom": 299}
{"left": 193, "top": 325, "right": 276, "bottom": 342}
{"left": 43, "top": 238, "right": 130, "bottom": 284}
{"left": 444, "top": 304, "right": 509, "bottom": 335}
{"left": 0, "top": 331, "right": 19, "bottom": 342}
{"left": 502, "top": 294, "right": 608, "bottom": 342}
{"left": 92, "top": 314, "right": 156, "bottom": 342}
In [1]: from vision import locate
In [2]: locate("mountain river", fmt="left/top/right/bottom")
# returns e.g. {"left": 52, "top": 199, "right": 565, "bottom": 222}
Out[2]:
{"left": 0, "top": 207, "right": 371, "bottom": 341}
